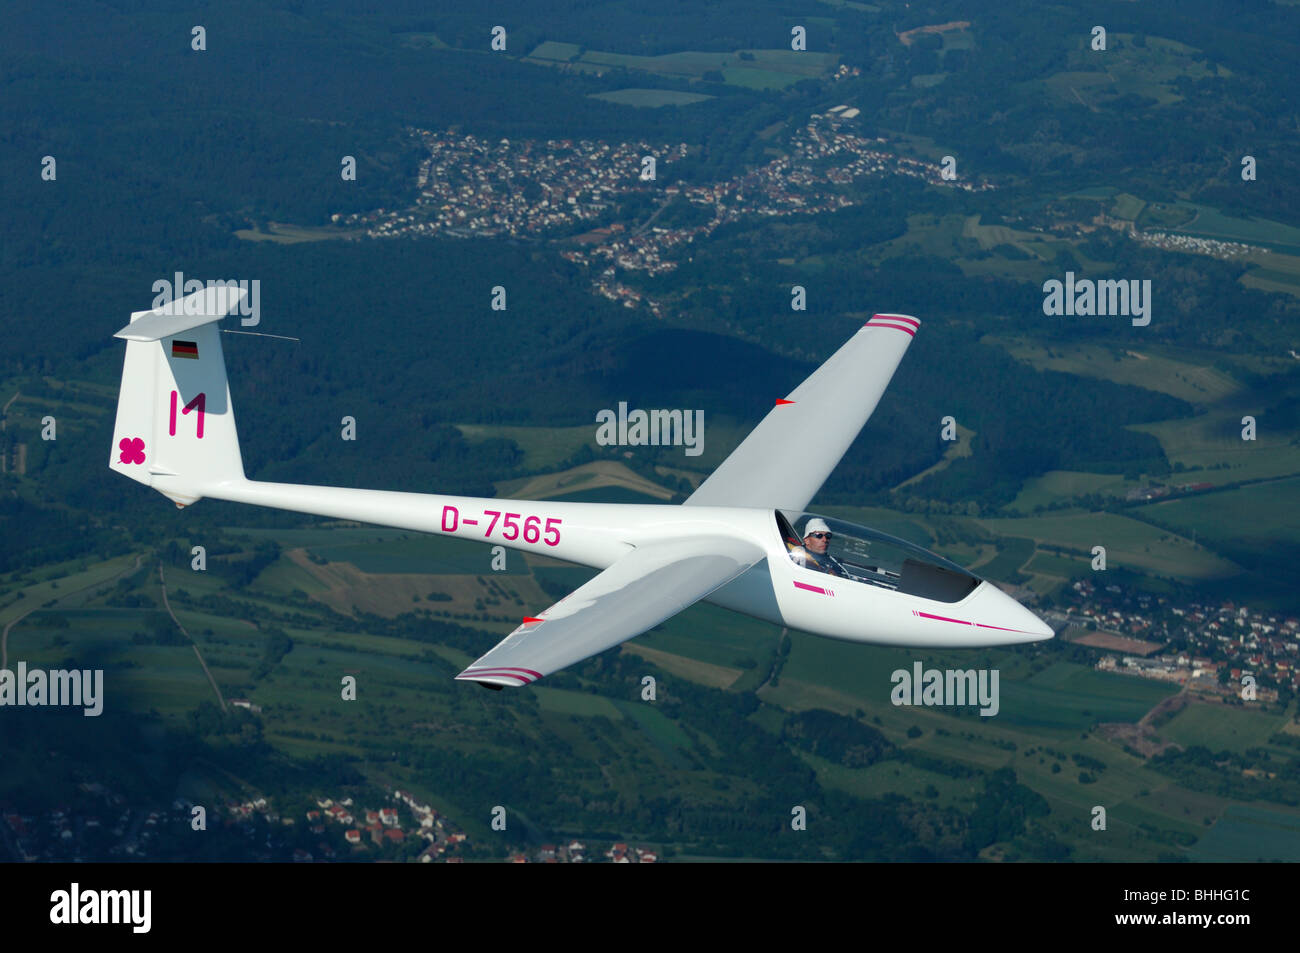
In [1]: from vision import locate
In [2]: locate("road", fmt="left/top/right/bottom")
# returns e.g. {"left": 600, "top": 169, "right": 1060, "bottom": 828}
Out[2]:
{"left": 158, "top": 563, "right": 228, "bottom": 713}
{"left": 0, "top": 390, "right": 19, "bottom": 430}
{"left": 2, "top": 554, "right": 143, "bottom": 670}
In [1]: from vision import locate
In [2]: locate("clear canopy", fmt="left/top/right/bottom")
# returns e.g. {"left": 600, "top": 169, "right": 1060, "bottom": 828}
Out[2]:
{"left": 777, "top": 510, "right": 980, "bottom": 603}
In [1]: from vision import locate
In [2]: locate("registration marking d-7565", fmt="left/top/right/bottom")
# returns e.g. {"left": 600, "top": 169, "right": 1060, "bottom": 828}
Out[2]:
{"left": 440, "top": 505, "right": 562, "bottom": 546}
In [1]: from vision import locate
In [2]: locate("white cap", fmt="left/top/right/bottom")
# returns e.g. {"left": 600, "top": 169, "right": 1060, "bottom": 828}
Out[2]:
{"left": 804, "top": 518, "right": 831, "bottom": 537}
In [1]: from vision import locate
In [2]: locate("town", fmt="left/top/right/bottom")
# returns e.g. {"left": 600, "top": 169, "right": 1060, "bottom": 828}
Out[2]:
{"left": 1, "top": 782, "right": 660, "bottom": 863}
{"left": 332, "top": 110, "right": 993, "bottom": 315}
{"left": 1046, "top": 578, "right": 1298, "bottom": 698}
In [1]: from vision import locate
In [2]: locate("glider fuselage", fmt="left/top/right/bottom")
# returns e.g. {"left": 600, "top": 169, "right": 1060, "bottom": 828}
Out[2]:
{"left": 215, "top": 481, "right": 1051, "bottom": 647}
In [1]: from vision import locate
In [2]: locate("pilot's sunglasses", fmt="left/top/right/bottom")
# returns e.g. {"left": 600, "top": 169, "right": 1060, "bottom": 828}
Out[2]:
{"left": 807, "top": 532, "right": 832, "bottom": 539}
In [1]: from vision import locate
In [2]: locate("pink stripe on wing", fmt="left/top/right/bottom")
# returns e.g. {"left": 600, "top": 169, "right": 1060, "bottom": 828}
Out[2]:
{"left": 464, "top": 665, "right": 544, "bottom": 680}
{"left": 458, "top": 671, "right": 534, "bottom": 684}
{"left": 866, "top": 321, "right": 916, "bottom": 336}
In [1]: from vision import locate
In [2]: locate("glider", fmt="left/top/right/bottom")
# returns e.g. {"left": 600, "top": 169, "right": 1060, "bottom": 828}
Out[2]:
{"left": 110, "top": 287, "right": 1052, "bottom": 688}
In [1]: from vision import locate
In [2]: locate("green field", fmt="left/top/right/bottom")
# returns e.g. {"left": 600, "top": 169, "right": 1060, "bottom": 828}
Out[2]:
{"left": 454, "top": 422, "right": 593, "bottom": 471}
{"left": 614, "top": 699, "right": 694, "bottom": 769}
{"left": 873, "top": 214, "right": 978, "bottom": 263}
{"left": 895, "top": 422, "right": 975, "bottom": 490}
{"left": 978, "top": 512, "right": 1239, "bottom": 579}
{"left": 1159, "top": 702, "right": 1290, "bottom": 752}
{"left": 1190, "top": 804, "right": 1300, "bottom": 862}
{"left": 590, "top": 89, "right": 714, "bottom": 108}
{"left": 1008, "top": 470, "right": 1134, "bottom": 512}
{"left": 1241, "top": 265, "right": 1300, "bottom": 295}
{"left": 961, "top": 215, "right": 1040, "bottom": 250}
{"left": 528, "top": 46, "right": 840, "bottom": 89}
{"left": 814, "top": 0, "right": 880, "bottom": 10}
{"left": 1135, "top": 478, "right": 1300, "bottom": 556}
{"left": 1110, "top": 192, "right": 1146, "bottom": 221}
{"left": 1162, "top": 204, "right": 1300, "bottom": 254}
{"left": 761, "top": 635, "right": 1199, "bottom": 858}
{"left": 306, "top": 533, "right": 527, "bottom": 575}
{"left": 397, "top": 32, "right": 448, "bottom": 50}
{"left": 1139, "top": 202, "right": 1197, "bottom": 229}
{"left": 776, "top": 636, "right": 1032, "bottom": 711}
{"left": 0, "top": 554, "right": 141, "bottom": 634}
{"left": 635, "top": 602, "right": 780, "bottom": 671}
{"left": 910, "top": 73, "right": 948, "bottom": 89}
{"left": 252, "top": 557, "right": 329, "bottom": 594}
{"left": 798, "top": 749, "right": 982, "bottom": 806}
{"left": 972, "top": 535, "right": 1034, "bottom": 583}
{"left": 882, "top": 214, "right": 1117, "bottom": 284}
{"left": 222, "top": 525, "right": 532, "bottom": 577}
{"left": 528, "top": 41, "right": 582, "bottom": 61}
{"left": 1066, "top": 186, "right": 1119, "bottom": 199}
{"left": 234, "top": 223, "right": 356, "bottom": 244}
{"left": 222, "top": 526, "right": 412, "bottom": 547}
{"left": 998, "top": 663, "right": 1178, "bottom": 732}
{"left": 1040, "top": 35, "right": 1224, "bottom": 110}
{"left": 11, "top": 604, "right": 226, "bottom": 715}
{"left": 774, "top": 651, "right": 1175, "bottom": 738}
{"left": 722, "top": 67, "right": 804, "bottom": 90}
{"left": 496, "top": 459, "right": 680, "bottom": 502}
{"left": 1000, "top": 339, "right": 1242, "bottom": 404}
{"left": 1025, "top": 551, "right": 1090, "bottom": 579}
{"left": 1130, "top": 413, "right": 1300, "bottom": 484}
{"left": 535, "top": 686, "right": 624, "bottom": 719}
{"left": 1238, "top": 250, "right": 1300, "bottom": 295}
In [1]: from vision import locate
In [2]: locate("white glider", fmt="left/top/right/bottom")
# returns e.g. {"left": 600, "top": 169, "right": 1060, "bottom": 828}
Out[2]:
{"left": 110, "top": 288, "right": 1052, "bottom": 689}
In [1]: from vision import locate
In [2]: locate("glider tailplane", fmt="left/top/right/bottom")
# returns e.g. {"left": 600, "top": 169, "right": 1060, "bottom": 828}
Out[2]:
{"left": 109, "top": 286, "right": 248, "bottom": 507}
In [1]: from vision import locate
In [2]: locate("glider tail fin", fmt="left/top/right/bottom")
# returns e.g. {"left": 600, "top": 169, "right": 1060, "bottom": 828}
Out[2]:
{"left": 109, "top": 286, "right": 247, "bottom": 507}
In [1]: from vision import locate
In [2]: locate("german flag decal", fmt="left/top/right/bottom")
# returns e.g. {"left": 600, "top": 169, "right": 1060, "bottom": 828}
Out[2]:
{"left": 171, "top": 340, "right": 199, "bottom": 360}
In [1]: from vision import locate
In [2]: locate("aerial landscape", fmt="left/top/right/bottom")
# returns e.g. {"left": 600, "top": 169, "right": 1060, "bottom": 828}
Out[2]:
{"left": 2, "top": 0, "right": 1299, "bottom": 882}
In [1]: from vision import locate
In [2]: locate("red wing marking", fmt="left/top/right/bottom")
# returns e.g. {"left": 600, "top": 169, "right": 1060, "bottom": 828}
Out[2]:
{"left": 913, "top": 609, "right": 1041, "bottom": 636}
{"left": 793, "top": 581, "right": 834, "bottom": 597}
{"left": 865, "top": 321, "right": 916, "bottom": 336}
{"left": 456, "top": 665, "right": 543, "bottom": 685}
{"left": 865, "top": 314, "right": 920, "bottom": 337}
{"left": 915, "top": 610, "right": 971, "bottom": 626}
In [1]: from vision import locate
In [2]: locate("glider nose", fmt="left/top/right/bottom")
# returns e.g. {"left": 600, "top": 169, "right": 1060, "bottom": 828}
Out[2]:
{"left": 1024, "top": 610, "right": 1055, "bottom": 641}
{"left": 968, "top": 581, "right": 1055, "bottom": 642}
{"left": 998, "top": 587, "right": 1054, "bottom": 641}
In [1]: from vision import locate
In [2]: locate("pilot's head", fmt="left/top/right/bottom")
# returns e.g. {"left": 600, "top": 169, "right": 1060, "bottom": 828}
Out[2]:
{"left": 803, "top": 518, "right": 832, "bottom": 554}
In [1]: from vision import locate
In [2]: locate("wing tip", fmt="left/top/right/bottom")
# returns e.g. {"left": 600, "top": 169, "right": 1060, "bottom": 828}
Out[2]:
{"left": 455, "top": 666, "right": 543, "bottom": 688}
{"left": 864, "top": 314, "right": 920, "bottom": 337}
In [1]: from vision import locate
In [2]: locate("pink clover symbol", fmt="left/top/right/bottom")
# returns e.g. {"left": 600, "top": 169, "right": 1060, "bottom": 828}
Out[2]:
{"left": 118, "top": 437, "right": 146, "bottom": 465}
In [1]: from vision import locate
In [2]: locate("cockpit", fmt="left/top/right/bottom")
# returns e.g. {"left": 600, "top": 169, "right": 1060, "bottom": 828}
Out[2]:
{"left": 776, "top": 510, "right": 981, "bottom": 604}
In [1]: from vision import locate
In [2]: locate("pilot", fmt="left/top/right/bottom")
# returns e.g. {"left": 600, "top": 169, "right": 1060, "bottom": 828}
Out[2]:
{"left": 791, "top": 518, "right": 849, "bottom": 577}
